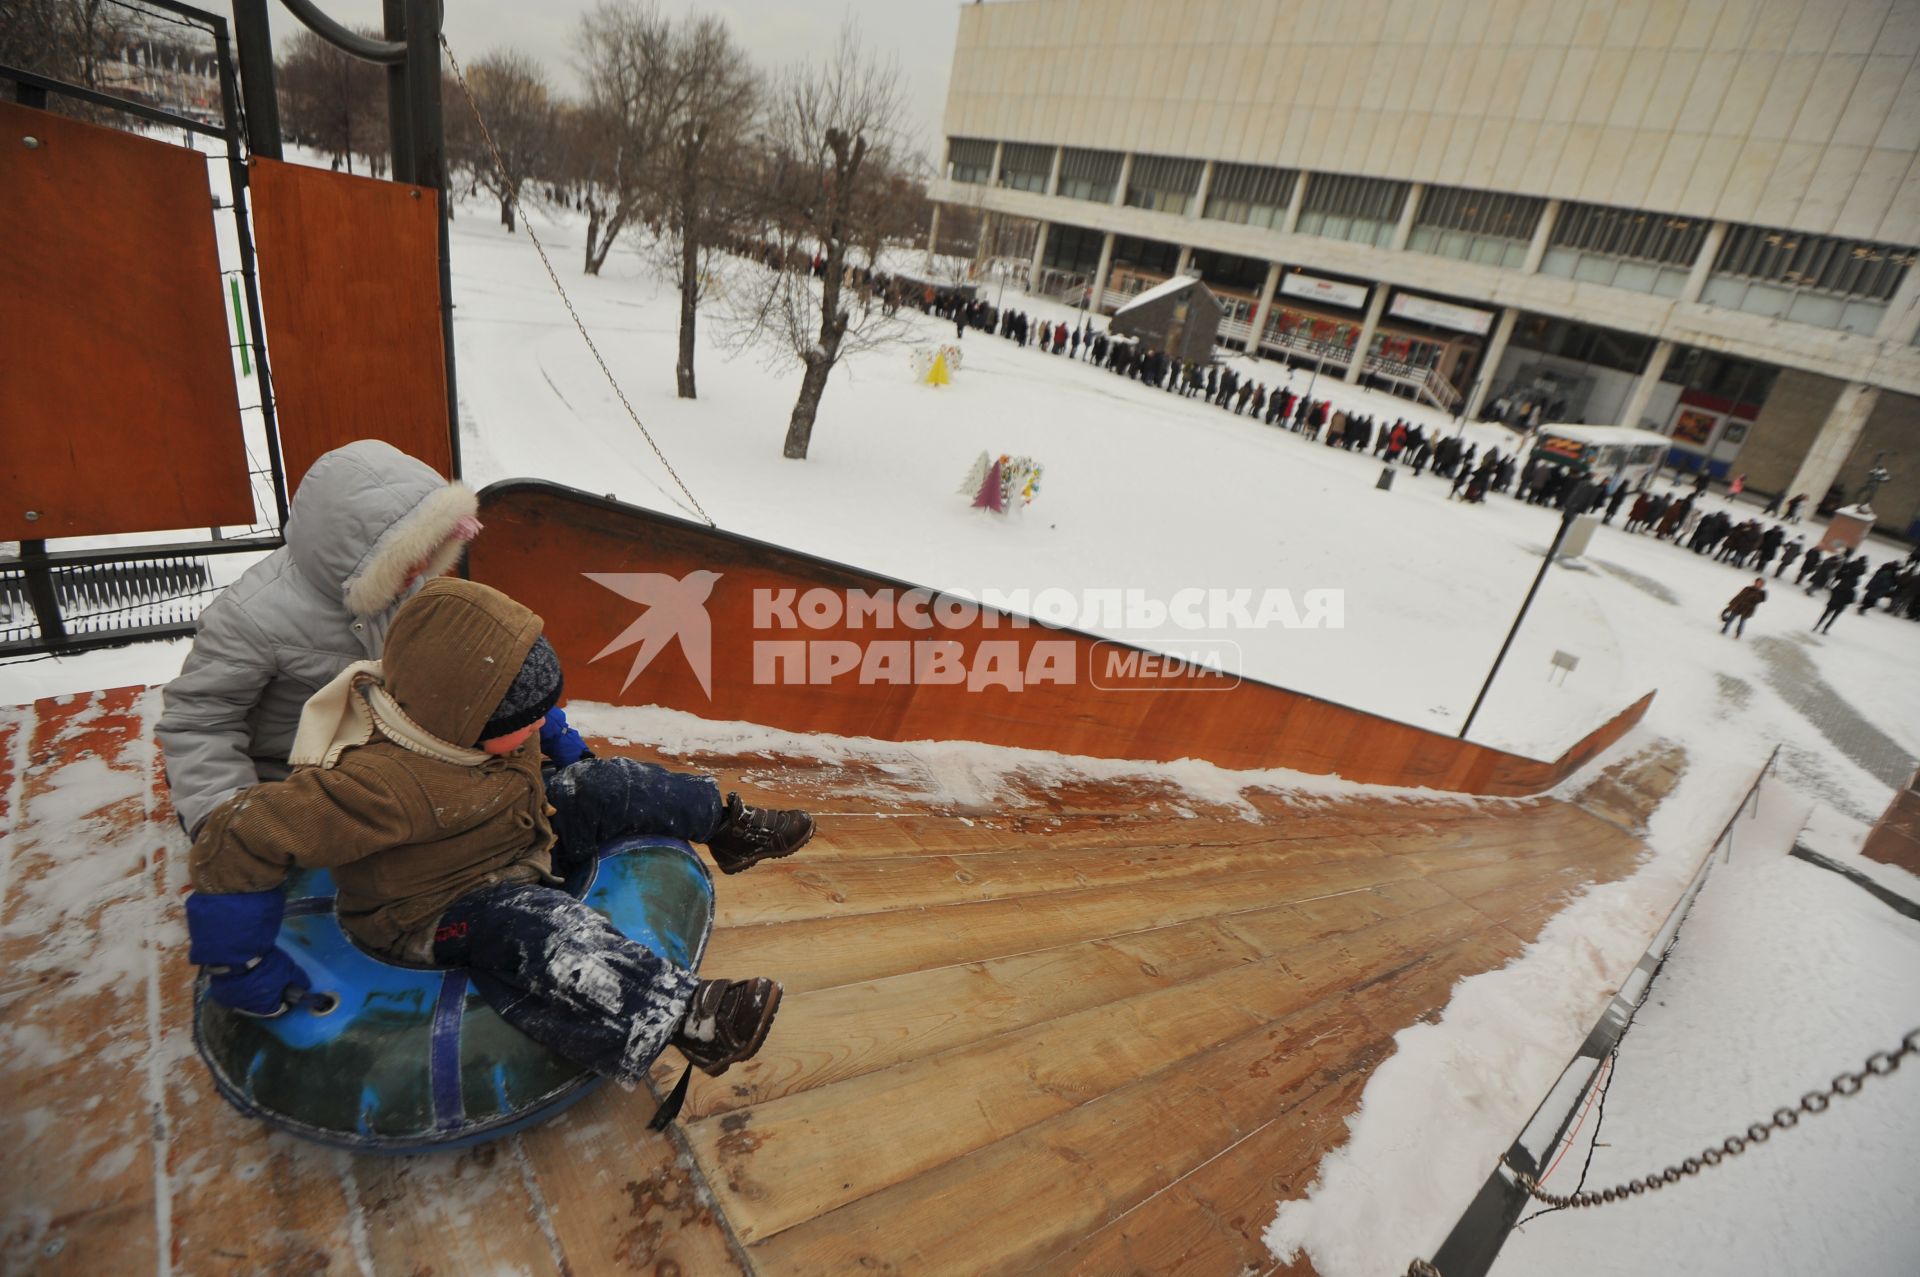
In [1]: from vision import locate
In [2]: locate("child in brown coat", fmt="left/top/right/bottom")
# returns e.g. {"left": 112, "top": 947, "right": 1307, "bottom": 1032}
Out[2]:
{"left": 186, "top": 578, "right": 805, "bottom": 1080}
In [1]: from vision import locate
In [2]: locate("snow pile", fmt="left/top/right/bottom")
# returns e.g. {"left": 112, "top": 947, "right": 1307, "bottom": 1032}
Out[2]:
{"left": 1262, "top": 747, "right": 1760, "bottom": 1275}
{"left": 571, "top": 699, "right": 1489, "bottom": 820}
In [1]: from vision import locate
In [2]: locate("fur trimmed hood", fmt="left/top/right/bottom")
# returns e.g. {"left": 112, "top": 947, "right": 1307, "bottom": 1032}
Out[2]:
{"left": 284, "top": 440, "right": 477, "bottom": 618}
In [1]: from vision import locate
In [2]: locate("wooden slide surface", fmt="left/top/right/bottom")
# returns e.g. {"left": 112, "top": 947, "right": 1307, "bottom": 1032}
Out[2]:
{"left": 0, "top": 687, "right": 1682, "bottom": 1276}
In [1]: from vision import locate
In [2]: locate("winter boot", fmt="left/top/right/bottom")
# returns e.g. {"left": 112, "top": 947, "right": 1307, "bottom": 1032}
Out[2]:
{"left": 706, "top": 791, "right": 813, "bottom": 875}
{"left": 672, "top": 977, "right": 783, "bottom": 1076}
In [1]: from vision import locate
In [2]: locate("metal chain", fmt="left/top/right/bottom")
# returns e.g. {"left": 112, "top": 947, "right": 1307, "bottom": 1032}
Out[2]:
{"left": 437, "top": 34, "right": 716, "bottom": 528}
{"left": 1509, "top": 1027, "right": 1919, "bottom": 1211}
{"left": 1404, "top": 1029, "right": 1919, "bottom": 1277}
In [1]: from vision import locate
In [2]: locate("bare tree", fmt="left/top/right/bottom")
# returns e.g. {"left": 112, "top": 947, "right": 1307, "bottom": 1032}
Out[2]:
{"left": 449, "top": 50, "right": 555, "bottom": 233}
{"left": 278, "top": 27, "right": 385, "bottom": 174}
{"left": 655, "top": 16, "right": 758, "bottom": 400}
{"left": 572, "top": 1, "right": 674, "bottom": 275}
{"left": 2, "top": 1, "right": 133, "bottom": 120}
{"left": 726, "top": 27, "right": 911, "bottom": 459}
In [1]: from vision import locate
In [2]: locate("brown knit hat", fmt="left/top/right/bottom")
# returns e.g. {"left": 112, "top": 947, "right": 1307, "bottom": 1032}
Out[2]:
{"left": 381, "top": 578, "right": 544, "bottom": 748}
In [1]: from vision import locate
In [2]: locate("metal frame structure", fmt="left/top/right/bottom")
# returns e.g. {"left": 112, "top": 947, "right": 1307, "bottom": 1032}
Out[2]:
{"left": 2, "top": 0, "right": 462, "bottom": 658}
{"left": 232, "top": 0, "right": 460, "bottom": 479}
{"left": 4, "top": 0, "right": 284, "bottom": 657}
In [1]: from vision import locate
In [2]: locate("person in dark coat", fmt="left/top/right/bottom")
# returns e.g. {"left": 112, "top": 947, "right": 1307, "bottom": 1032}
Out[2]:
{"left": 1235, "top": 380, "right": 1254, "bottom": 415}
{"left": 1293, "top": 394, "right": 1311, "bottom": 432}
{"left": 1775, "top": 535, "right": 1804, "bottom": 578}
{"left": 1795, "top": 545, "right": 1824, "bottom": 586}
{"left": 1605, "top": 483, "right": 1629, "bottom": 524}
{"left": 1815, "top": 578, "right": 1855, "bottom": 633}
{"left": 1756, "top": 524, "right": 1785, "bottom": 574}
{"left": 1806, "top": 548, "right": 1847, "bottom": 595}
{"left": 1205, "top": 365, "right": 1220, "bottom": 402}
{"left": 1722, "top": 578, "right": 1766, "bottom": 638}
{"left": 1859, "top": 562, "right": 1901, "bottom": 613}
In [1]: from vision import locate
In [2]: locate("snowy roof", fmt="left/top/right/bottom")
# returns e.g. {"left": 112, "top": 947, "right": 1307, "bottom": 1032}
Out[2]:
{"left": 1113, "top": 274, "right": 1208, "bottom": 317}
{"left": 1535, "top": 423, "right": 1675, "bottom": 448}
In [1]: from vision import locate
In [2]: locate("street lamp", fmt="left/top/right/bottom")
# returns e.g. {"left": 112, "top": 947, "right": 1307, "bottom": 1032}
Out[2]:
{"left": 1459, "top": 503, "right": 1579, "bottom": 739}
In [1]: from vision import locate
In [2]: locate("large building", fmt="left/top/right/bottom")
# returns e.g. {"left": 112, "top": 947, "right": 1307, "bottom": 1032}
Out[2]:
{"left": 929, "top": 0, "right": 1920, "bottom": 534}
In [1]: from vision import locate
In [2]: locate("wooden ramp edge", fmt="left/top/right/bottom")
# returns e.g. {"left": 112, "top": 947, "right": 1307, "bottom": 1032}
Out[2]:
{"left": 0, "top": 689, "right": 1685, "bottom": 1277}
{"left": 468, "top": 481, "right": 1654, "bottom": 798}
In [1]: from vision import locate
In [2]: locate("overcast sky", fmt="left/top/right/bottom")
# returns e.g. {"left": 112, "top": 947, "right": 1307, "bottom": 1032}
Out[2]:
{"left": 295, "top": 1, "right": 959, "bottom": 163}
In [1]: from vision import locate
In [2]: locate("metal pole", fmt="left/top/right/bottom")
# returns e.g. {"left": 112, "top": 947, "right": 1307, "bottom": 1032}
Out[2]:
{"left": 230, "top": 0, "right": 281, "bottom": 159}
{"left": 382, "top": 0, "right": 413, "bottom": 181}
{"left": 1460, "top": 507, "right": 1575, "bottom": 740}
{"left": 405, "top": 0, "right": 461, "bottom": 479}
{"left": 212, "top": 18, "right": 290, "bottom": 528}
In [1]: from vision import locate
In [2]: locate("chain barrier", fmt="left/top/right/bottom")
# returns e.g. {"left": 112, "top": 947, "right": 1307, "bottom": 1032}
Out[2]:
{"left": 437, "top": 34, "right": 716, "bottom": 528}
{"left": 1509, "top": 1027, "right": 1918, "bottom": 1209}
{"left": 1405, "top": 1027, "right": 1918, "bottom": 1275}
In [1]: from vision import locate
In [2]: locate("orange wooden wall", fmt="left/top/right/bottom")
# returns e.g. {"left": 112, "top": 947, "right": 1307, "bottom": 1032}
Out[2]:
{"left": 470, "top": 483, "right": 1653, "bottom": 797}
{"left": 0, "top": 102, "right": 252, "bottom": 541}
{"left": 248, "top": 158, "right": 451, "bottom": 492}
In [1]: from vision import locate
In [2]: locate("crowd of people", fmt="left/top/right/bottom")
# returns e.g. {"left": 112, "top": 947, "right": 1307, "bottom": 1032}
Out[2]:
{"left": 939, "top": 294, "right": 1920, "bottom": 640}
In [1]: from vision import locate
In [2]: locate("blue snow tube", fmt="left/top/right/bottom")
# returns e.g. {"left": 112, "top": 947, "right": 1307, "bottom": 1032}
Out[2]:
{"left": 192, "top": 836, "right": 714, "bottom": 1154}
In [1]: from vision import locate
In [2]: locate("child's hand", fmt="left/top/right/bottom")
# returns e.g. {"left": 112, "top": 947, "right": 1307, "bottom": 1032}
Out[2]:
{"left": 208, "top": 949, "right": 310, "bottom": 1017}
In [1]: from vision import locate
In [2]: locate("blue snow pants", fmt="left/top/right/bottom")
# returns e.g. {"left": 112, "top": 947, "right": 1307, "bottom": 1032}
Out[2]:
{"left": 426, "top": 757, "right": 722, "bottom": 1082}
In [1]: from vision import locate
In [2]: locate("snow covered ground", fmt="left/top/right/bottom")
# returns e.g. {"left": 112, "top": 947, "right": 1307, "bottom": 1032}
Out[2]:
{"left": 4, "top": 166, "right": 1918, "bottom": 1277}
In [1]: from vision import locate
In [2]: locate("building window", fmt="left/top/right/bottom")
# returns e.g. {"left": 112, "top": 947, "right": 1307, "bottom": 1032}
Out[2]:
{"left": 1123, "top": 154, "right": 1203, "bottom": 215}
{"left": 1203, "top": 162, "right": 1299, "bottom": 230}
{"left": 1406, "top": 185, "right": 1542, "bottom": 270}
{"left": 1538, "top": 202, "right": 1703, "bottom": 297}
{"left": 1041, "top": 224, "right": 1106, "bottom": 275}
{"left": 998, "top": 142, "right": 1052, "bottom": 194}
{"left": 1186, "top": 248, "right": 1268, "bottom": 293}
{"left": 1111, "top": 235, "right": 1180, "bottom": 276}
{"left": 1509, "top": 313, "right": 1655, "bottom": 375}
{"left": 1296, "top": 173, "right": 1409, "bottom": 249}
{"left": 1701, "top": 225, "right": 1914, "bottom": 335}
{"left": 1058, "top": 147, "right": 1123, "bottom": 203}
{"left": 946, "top": 137, "right": 994, "bottom": 185}
{"left": 1659, "top": 346, "right": 1779, "bottom": 405}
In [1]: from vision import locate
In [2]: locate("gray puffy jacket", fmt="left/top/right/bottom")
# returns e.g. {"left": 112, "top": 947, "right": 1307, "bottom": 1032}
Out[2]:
{"left": 157, "top": 440, "right": 476, "bottom": 834}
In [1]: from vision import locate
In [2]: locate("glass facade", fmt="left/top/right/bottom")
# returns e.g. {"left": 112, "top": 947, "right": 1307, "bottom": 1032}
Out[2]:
{"left": 947, "top": 138, "right": 994, "bottom": 185}
{"left": 1057, "top": 147, "right": 1123, "bottom": 203}
{"left": 1537, "top": 202, "right": 1704, "bottom": 297}
{"left": 1124, "top": 154, "right": 1204, "bottom": 215}
{"left": 1702, "top": 226, "right": 1913, "bottom": 336}
{"left": 1407, "top": 185, "right": 1543, "bottom": 269}
{"left": 1202, "top": 162, "right": 1298, "bottom": 229}
{"left": 1296, "top": 174, "right": 1409, "bottom": 248}
{"left": 998, "top": 142, "right": 1053, "bottom": 193}
{"left": 1509, "top": 313, "right": 1656, "bottom": 374}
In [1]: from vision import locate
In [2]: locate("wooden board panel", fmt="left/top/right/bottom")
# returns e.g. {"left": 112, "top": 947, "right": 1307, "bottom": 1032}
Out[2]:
{"left": 0, "top": 103, "right": 251, "bottom": 540}
{"left": 686, "top": 897, "right": 1492, "bottom": 1245}
{"left": 248, "top": 158, "right": 452, "bottom": 491}
{"left": 0, "top": 690, "right": 161, "bottom": 1274}
{"left": 470, "top": 482, "right": 1655, "bottom": 798}
{"left": 0, "top": 689, "right": 1684, "bottom": 1277}
{"left": 746, "top": 929, "right": 1528, "bottom": 1275}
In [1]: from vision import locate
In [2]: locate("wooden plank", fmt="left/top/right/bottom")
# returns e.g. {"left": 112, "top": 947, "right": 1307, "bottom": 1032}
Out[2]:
{"left": 351, "top": 1142, "right": 565, "bottom": 1275}
{"left": 512, "top": 1090, "right": 748, "bottom": 1277}
{"left": 746, "top": 927, "right": 1528, "bottom": 1275}
{"left": 711, "top": 832, "right": 1392, "bottom": 927}
{"left": 0, "top": 690, "right": 161, "bottom": 1275}
{"left": 149, "top": 736, "right": 370, "bottom": 1277}
{"left": 659, "top": 881, "right": 1451, "bottom": 1120}
{"left": 1053, "top": 1064, "right": 1377, "bottom": 1276}
{"left": 700, "top": 848, "right": 1431, "bottom": 993}
{"left": 685, "top": 897, "right": 1493, "bottom": 1245}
